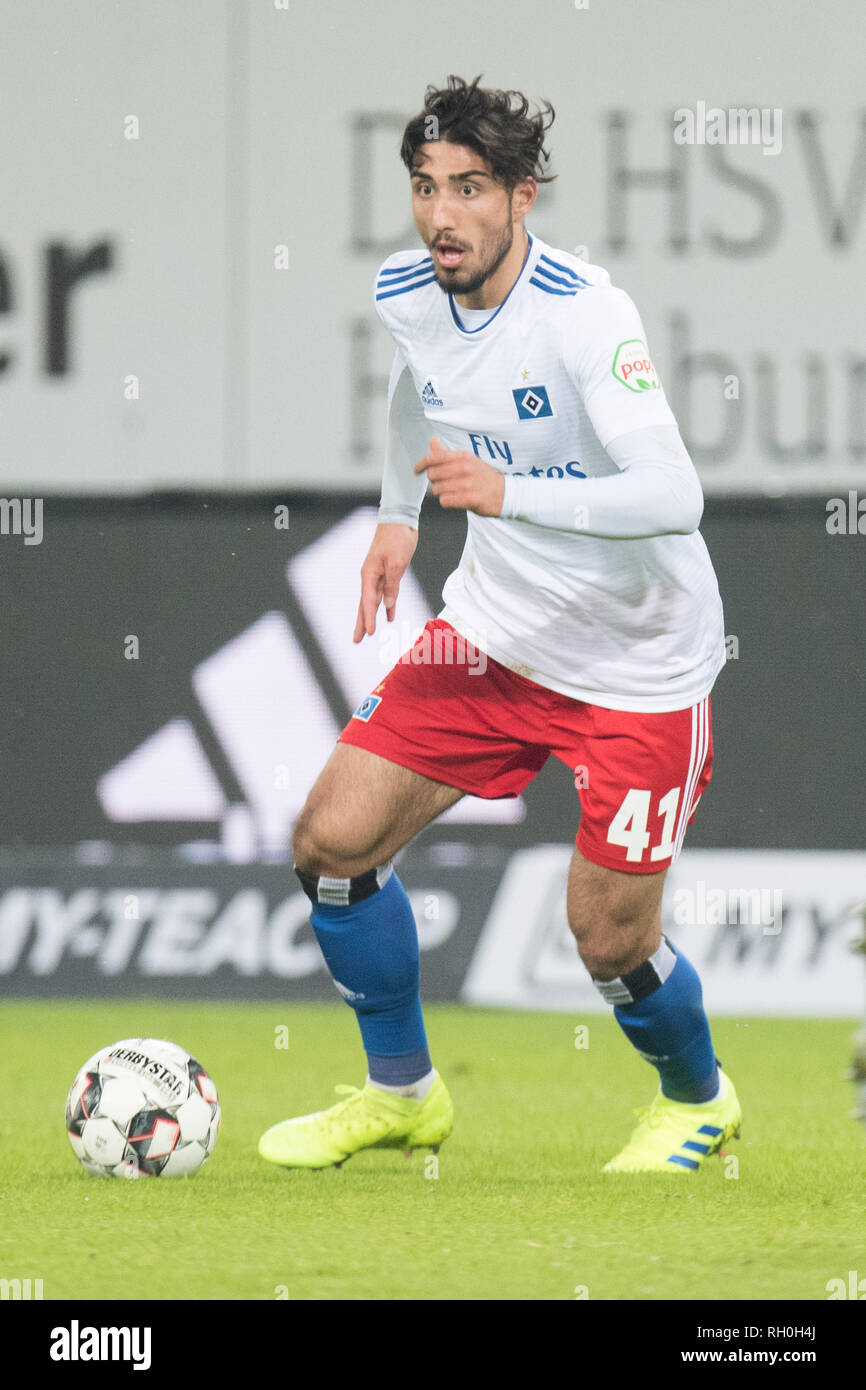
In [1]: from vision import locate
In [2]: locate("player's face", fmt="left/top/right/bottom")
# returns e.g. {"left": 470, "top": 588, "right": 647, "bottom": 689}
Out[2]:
{"left": 410, "top": 142, "right": 531, "bottom": 300}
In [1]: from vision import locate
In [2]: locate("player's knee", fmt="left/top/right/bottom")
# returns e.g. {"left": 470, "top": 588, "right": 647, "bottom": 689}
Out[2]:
{"left": 568, "top": 908, "right": 655, "bottom": 980}
{"left": 575, "top": 938, "right": 640, "bottom": 981}
{"left": 291, "top": 811, "right": 346, "bottom": 876}
{"left": 291, "top": 804, "right": 378, "bottom": 879}
{"left": 568, "top": 894, "right": 630, "bottom": 943}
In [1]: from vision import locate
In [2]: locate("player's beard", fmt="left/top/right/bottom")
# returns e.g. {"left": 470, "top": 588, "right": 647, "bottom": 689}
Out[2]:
{"left": 432, "top": 215, "right": 515, "bottom": 297}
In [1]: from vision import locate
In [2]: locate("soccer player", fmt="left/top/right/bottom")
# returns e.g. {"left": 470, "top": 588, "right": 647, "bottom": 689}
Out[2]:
{"left": 259, "top": 75, "right": 742, "bottom": 1174}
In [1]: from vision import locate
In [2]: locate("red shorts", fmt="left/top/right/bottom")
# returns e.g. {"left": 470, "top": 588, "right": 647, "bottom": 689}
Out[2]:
{"left": 338, "top": 619, "right": 713, "bottom": 874}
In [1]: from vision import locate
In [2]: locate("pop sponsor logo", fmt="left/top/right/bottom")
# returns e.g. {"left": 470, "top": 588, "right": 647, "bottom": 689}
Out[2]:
{"left": 611, "top": 340, "right": 661, "bottom": 394}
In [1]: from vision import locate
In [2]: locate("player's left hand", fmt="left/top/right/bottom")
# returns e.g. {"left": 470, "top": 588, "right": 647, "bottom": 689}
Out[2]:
{"left": 414, "top": 437, "right": 505, "bottom": 517}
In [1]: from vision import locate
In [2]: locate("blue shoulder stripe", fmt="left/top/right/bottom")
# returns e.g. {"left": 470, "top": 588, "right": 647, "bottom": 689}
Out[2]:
{"left": 529, "top": 275, "right": 578, "bottom": 297}
{"left": 376, "top": 273, "right": 437, "bottom": 301}
{"left": 538, "top": 252, "right": 590, "bottom": 286}
{"left": 377, "top": 257, "right": 433, "bottom": 281}
{"left": 533, "top": 262, "right": 585, "bottom": 291}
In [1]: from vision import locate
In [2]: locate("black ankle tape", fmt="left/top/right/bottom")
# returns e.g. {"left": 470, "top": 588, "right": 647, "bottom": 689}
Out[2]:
{"left": 594, "top": 935, "right": 677, "bottom": 1006}
{"left": 294, "top": 862, "right": 393, "bottom": 907}
{"left": 618, "top": 957, "right": 667, "bottom": 1004}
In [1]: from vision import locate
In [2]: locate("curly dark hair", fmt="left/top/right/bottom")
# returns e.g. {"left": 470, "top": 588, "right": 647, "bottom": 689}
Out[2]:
{"left": 400, "top": 74, "right": 556, "bottom": 193}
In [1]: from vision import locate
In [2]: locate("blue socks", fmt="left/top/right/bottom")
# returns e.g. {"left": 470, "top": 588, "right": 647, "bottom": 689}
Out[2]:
{"left": 299, "top": 862, "right": 717, "bottom": 1105}
{"left": 296, "top": 863, "right": 432, "bottom": 1088}
{"left": 594, "top": 936, "right": 720, "bottom": 1103}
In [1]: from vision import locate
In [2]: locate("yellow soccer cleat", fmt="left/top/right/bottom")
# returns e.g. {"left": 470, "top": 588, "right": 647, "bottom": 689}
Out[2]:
{"left": 258, "top": 1072, "right": 453, "bottom": 1169}
{"left": 603, "top": 1069, "right": 742, "bottom": 1174}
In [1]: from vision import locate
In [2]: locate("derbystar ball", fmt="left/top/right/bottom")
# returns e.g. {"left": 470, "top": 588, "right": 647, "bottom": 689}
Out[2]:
{"left": 65, "top": 1037, "right": 220, "bottom": 1178}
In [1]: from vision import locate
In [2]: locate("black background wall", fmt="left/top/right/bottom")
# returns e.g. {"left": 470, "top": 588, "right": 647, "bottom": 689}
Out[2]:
{"left": 0, "top": 491, "right": 860, "bottom": 852}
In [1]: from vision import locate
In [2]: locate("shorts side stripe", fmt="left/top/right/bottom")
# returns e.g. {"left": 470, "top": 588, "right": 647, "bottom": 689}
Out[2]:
{"left": 673, "top": 696, "right": 708, "bottom": 860}
{"left": 685, "top": 696, "right": 709, "bottom": 855}
{"left": 671, "top": 700, "right": 699, "bottom": 858}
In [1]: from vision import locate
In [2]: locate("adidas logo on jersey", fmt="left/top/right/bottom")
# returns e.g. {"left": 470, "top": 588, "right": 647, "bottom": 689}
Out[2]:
{"left": 421, "top": 379, "right": 444, "bottom": 407}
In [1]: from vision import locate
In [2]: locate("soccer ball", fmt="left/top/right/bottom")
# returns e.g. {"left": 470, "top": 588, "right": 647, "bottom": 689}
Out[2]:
{"left": 65, "top": 1038, "right": 220, "bottom": 1179}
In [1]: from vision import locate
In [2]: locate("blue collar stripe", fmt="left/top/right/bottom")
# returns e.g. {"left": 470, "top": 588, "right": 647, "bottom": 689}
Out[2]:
{"left": 450, "top": 233, "right": 535, "bottom": 334}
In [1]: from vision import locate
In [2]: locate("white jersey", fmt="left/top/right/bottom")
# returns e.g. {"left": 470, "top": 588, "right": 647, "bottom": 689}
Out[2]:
{"left": 373, "top": 229, "right": 726, "bottom": 713}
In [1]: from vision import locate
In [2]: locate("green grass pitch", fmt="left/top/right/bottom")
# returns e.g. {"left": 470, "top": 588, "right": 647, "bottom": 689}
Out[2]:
{"left": 1, "top": 1000, "right": 864, "bottom": 1301}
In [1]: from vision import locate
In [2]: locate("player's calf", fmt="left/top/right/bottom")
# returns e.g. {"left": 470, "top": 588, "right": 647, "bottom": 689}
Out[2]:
{"left": 279, "top": 747, "right": 463, "bottom": 1149}
{"left": 567, "top": 848, "right": 724, "bottom": 1115}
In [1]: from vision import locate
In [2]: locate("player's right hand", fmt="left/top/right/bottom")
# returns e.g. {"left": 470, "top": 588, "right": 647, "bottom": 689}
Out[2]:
{"left": 353, "top": 523, "right": 418, "bottom": 642}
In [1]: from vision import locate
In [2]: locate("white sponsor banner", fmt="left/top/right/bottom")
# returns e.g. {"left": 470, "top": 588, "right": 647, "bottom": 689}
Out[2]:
{"left": 462, "top": 848, "right": 866, "bottom": 1016}
{"left": 0, "top": 885, "right": 459, "bottom": 981}
{"left": 0, "top": 1, "right": 229, "bottom": 493}
{"left": 0, "top": 3, "right": 862, "bottom": 494}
